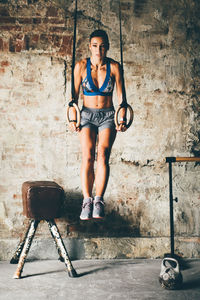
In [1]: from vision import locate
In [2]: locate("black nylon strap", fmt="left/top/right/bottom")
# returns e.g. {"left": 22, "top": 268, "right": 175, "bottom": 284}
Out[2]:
{"left": 71, "top": 0, "right": 77, "bottom": 100}
{"left": 119, "top": 1, "right": 127, "bottom": 106}
{"left": 68, "top": 99, "right": 76, "bottom": 107}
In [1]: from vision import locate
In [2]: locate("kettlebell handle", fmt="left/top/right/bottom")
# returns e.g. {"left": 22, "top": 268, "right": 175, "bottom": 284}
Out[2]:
{"left": 162, "top": 258, "right": 180, "bottom": 273}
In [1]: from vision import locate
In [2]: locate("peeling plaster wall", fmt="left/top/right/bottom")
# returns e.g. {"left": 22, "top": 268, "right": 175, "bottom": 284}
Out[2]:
{"left": 0, "top": 0, "right": 200, "bottom": 259}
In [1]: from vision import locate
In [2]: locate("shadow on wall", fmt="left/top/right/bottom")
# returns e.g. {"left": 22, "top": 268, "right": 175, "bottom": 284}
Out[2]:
{"left": 61, "top": 191, "right": 140, "bottom": 238}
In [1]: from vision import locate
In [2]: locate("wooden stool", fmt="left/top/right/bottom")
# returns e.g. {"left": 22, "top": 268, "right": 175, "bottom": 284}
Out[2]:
{"left": 10, "top": 181, "right": 77, "bottom": 279}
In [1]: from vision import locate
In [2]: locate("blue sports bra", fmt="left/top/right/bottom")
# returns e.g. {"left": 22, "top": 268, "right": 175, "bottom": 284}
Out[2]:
{"left": 82, "top": 58, "right": 114, "bottom": 96}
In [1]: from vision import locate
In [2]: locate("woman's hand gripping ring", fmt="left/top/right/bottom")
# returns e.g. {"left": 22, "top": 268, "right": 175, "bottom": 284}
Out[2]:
{"left": 114, "top": 104, "right": 134, "bottom": 130}
{"left": 66, "top": 101, "right": 81, "bottom": 130}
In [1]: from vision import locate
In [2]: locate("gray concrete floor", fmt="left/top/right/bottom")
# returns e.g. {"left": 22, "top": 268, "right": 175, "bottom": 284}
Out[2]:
{"left": 0, "top": 259, "right": 200, "bottom": 300}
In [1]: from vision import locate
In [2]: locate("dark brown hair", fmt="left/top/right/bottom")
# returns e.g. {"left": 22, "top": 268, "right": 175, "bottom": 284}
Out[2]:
{"left": 89, "top": 30, "right": 109, "bottom": 50}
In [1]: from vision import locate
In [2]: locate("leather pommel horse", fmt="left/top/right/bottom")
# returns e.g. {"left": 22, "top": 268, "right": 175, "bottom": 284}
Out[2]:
{"left": 10, "top": 181, "right": 78, "bottom": 279}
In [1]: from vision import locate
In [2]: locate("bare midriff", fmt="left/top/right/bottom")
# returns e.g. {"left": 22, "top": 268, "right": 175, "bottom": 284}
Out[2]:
{"left": 83, "top": 95, "right": 114, "bottom": 109}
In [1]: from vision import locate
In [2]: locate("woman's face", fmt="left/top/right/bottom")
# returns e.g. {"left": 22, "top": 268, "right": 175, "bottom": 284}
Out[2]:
{"left": 89, "top": 36, "right": 108, "bottom": 60}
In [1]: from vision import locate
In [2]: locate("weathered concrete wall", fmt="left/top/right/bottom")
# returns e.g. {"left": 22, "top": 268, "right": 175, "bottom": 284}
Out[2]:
{"left": 0, "top": 0, "right": 200, "bottom": 260}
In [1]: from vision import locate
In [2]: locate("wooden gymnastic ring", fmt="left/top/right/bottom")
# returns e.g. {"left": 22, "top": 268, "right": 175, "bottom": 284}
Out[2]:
{"left": 114, "top": 104, "right": 134, "bottom": 129}
{"left": 66, "top": 102, "right": 81, "bottom": 128}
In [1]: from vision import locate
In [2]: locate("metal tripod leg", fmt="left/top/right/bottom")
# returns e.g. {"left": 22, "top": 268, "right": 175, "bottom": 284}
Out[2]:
{"left": 47, "top": 219, "right": 78, "bottom": 277}
{"left": 13, "top": 219, "right": 39, "bottom": 279}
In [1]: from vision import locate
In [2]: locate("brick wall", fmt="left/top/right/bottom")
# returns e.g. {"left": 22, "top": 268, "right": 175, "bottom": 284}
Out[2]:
{"left": 0, "top": 0, "right": 200, "bottom": 259}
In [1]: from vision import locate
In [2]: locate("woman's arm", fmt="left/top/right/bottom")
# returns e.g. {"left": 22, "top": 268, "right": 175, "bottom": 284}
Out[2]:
{"left": 68, "top": 61, "right": 82, "bottom": 131}
{"left": 113, "top": 62, "right": 127, "bottom": 131}
{"left": 73, "top": 61, "right": 82, "bottom": 102}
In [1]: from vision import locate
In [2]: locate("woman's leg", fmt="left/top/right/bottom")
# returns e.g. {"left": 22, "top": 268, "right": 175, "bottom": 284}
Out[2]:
{"left": 79, "top": 127, "right": 97, "bottom": 198}
{"left": 95, "top": 127, "right": 116, "bottom": 197}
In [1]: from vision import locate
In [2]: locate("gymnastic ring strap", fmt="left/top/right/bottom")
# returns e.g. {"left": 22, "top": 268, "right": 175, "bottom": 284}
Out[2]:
{"left": 66, "top": 102, "right": 81, "bottom": 128}
{"left": 119, "top": 100, "right": 128, "bottom": 108}
{"left": 116, "top": 2, "right": 133, "bottom": 130}
{"left": 71, "top": 0, "right": 77, "bottom": 100}
{"left": 67, "top": 1, "right": 80, "bottom": 128}
{"left": 114, "top": 104, "right": 134, "bottom": 129}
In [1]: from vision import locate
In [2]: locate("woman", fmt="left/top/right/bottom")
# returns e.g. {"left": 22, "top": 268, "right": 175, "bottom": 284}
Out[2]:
{"left": 69, "top": 29, "right": 128, "bottom": 220}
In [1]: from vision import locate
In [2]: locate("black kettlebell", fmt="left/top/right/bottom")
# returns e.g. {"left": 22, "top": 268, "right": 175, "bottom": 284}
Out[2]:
{"left": 159, "top": 257, "right": 183, "bottom": 290}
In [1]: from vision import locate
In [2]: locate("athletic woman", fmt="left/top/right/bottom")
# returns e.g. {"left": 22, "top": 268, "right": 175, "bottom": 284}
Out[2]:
{"left": 68, "top": 29, "right": 128, "bottom": 220}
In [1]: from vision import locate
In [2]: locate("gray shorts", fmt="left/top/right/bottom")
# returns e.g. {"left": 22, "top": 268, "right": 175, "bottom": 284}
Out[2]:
{"left": 80, "top": 106, "right": 116, "bottom": 132}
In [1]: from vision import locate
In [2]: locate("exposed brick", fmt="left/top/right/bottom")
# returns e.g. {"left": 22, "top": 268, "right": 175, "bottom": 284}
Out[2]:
{"left": 16, "top": 33, "right": 24, "bottom": 40}
{"left": 59, "top": 35, "right": 72, "bottom": 55}
{"left": 15, "top": 40, "right": 24, "bottom": 52}
{"left": 0, "top": 7, "right": 10, "bottom": 16}
{"left": 24, "top": 35, "right": 30, "bottom": 50}
{"left": 49, "top": 34, "right": 62, "bottom": 48}
{"left": 9, "top": 38, "right": 15, "bottom": 52}
{"left": 150, "top": 29, "right": 169, "bottom": 35}
{"left": 1, "top": 61, "right": 9, "bottom": 67}
{"left": 27, "top": 0, "right": 40, "bottom": 4}
{"left": 18, "top": 17, "right": 33, "bottom": 24}
{"left": 0, "top": 16, "right": 16, "bottom": 24}
{"left": 46, "top": 7, "right": 59, "bottom": 17}
{"left": 0, "top": 25, "right": 22, "bottom": 31}
{"left": 43, "top": 18, "right": 64, "bottom": 25}
{"left": 27, "top": 34, "right": 38, "bottom": 50}
{"left": 40, "top": 33, "right": 49, "bottom": 43}
{"left": 13, "top": 34, "right": 25, "bottom": 52}
{"left": 0, "top": 38, "right": 3, "bottom": 51}
{"left": 62, "top": 36, "right": 72, "bottom": 46}
{"left": 33, "top": 18, "right": 42, "bottom": 24}
{"left": 49, "top": 26, "right": 66, "bottom": 33}
{"left": 31, "top": 34, "right": 39, "bottom": 43}
{"left": 2, "top": 40, "right": 9, "bottom": 51}
{"left": 121, "top": 3, "right": 132, "bottom": 11}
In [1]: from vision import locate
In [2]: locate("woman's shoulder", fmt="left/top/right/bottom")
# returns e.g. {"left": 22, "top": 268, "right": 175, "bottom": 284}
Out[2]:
{"left": 76, "top": 58, "right": 87, "bottom": 67}
{"left": 107, "top": 57, "right": 121, "bottom": 73}
{"left": 107, "top": 57, "right": 120, "bottom": 65}
{"left": 75, "top": 58, "right": 87, "bottom": 74}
